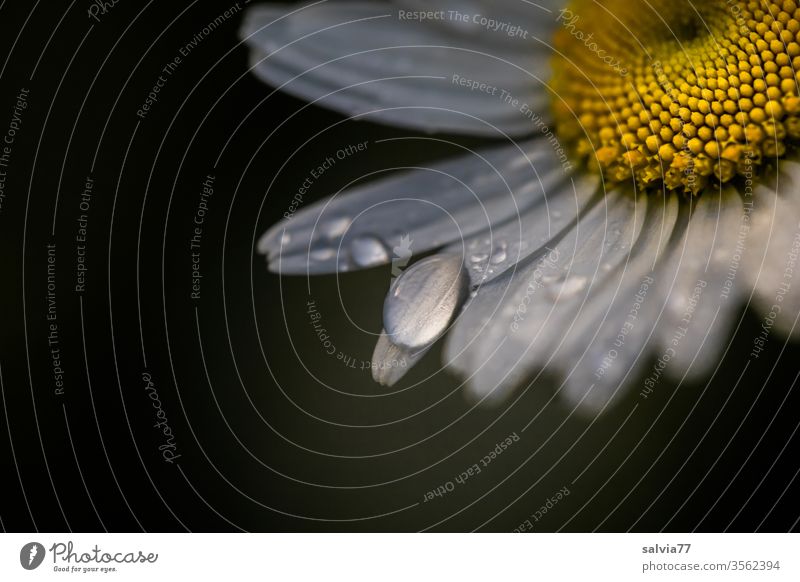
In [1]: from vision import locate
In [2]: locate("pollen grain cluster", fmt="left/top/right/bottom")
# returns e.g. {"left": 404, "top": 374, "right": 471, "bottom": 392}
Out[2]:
{"left": 552, "top": 0, "right": 800, "bottom": 194}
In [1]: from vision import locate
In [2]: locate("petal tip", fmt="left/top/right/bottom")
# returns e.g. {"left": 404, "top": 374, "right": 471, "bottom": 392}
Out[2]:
{"left": 371, "top": 331, "right": 428, "bottom": 387}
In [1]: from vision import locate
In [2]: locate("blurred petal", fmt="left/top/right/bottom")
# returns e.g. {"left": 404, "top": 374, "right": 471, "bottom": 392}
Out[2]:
{"left": 445, "top": 186, "right": 657, "bottom": 406}
{"left": 240, "top": 2, "right": 550, "bottom": 136}
{"left": 650, "top": 187, "right": 750, "bottom": 381}
{"left": 553, "top": 194, "right": 680, "bottom": 410}
{"left": 371, "top": 331, "right": 427, "bottom": 386}
{"left": 260, "top": 137, "right": 579, "bottom": 274}
{"left": 746, "top": 160, "right": 800, "bottom": 337}
{"left": 445, "top": 171, "right": 599, "bottom": 285}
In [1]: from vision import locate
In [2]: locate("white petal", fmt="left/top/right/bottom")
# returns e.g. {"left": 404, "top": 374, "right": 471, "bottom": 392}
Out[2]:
{"left": 260, "top": 138, "right": 576, "bottom": 274}
{"left": 240, "top": 2, "right": 550, "bottom": 136}
{"left": 651, "top": 188, "right": 750, "bottom": 381}
{"left": 552, "top": 194, "right": 679, "bottom": 411}
{"left": 746, "top": 160, "right": 800, "bottom": 337}
{"left": 445, "top": 186, "right": 664, "bottom": 407}
{"left": 445, "top": 171, "right": 598, "bottom": 285}
{"left": 371, "top": 331, "right": 428, "bottom": 386}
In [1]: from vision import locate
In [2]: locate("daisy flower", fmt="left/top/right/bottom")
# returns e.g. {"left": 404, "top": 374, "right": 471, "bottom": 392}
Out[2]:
{"left": 241, "top": 0, "right": 800, "bottom": 412}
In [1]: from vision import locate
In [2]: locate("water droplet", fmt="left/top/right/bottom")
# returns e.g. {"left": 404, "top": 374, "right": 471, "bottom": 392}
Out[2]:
{"left": 490, "top": 242, "right": 508, "bottom": 265}
{"left": 383, "top": 255, "right": 469, "bottom": 350}
{"left": 669, "top": 294, "right": 686, "bottom": 315}
{"left": 562, "top": 276, "right": 588, "bottom": 296}
{"left": 470, "top": 253, "right": 489, "bottom": 263}
{"left": 349, "top": 235, "right": 389, "bottom": 268}
{"left": 322, "top": 217, "right": 351, "bottom": 239}
{"left": 310, "top": 247, "right": 335, "bottom": 261}
{"left": 545, "top": 274, "right": 588, "bottom": 301}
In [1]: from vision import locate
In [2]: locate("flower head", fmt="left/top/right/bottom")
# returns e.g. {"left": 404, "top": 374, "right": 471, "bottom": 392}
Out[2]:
{"left": 242, "top": 0, "right": 800, "bottom": 412}
{"left": 553, "top": 0, "right": 800, "bottom": 193}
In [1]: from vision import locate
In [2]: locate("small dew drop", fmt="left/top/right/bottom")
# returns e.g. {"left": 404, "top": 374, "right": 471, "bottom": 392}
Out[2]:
{"left": 669, "top": 294, "right": 686, "bottom": 315}
{"left": 490, "top": 242, "right": 508, "bottom": 265}
{"left": 322, "top": 217, "right": 351, "bottom": 239}
{"left": 310, "top": 247, "right": 336, "bottom": 261}
{"left": 545, "top": 274, "right": 588, "bottom": 300}
{"left": 470, "top": 253, "right": 489, "bottom": 263}
{"left": 349, "top": 235, "right": 389, "bottom": 268}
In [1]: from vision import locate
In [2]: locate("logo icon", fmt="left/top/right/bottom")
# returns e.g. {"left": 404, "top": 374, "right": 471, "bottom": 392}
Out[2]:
{"left": 391, "top": 234, "right": 413, "bottom": 279}
{"left": 20, "top": 542, "right": 45, "bottom": 570}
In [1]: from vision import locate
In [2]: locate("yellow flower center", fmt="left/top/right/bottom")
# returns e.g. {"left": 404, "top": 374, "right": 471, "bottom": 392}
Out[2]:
{"left": 552, "top": 0, "right": 800, "bottom": 194}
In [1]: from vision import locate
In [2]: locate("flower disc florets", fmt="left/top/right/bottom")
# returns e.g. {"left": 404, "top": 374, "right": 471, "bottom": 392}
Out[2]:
{"left": 553, "top": 0, "right": 800, "bottom": 194}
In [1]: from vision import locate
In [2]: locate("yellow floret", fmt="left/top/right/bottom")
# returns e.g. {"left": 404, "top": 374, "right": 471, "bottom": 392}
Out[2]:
{"left": 552, "top": 0, "right": 800, "bottom": 194}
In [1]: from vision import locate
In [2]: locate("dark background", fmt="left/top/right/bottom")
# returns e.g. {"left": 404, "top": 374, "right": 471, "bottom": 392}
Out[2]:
{"left": 0, "top": 0, "right": 798, "bottom": 532}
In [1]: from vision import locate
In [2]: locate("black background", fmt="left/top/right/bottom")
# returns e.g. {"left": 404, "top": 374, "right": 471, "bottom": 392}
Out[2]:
{"left": 0, "top": 0, "right": 799, "bottom": 532}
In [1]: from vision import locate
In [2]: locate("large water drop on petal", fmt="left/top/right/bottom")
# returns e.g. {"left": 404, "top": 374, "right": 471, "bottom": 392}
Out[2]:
{"left": 383, "top": 254, "right": 469, "bottom": 350}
